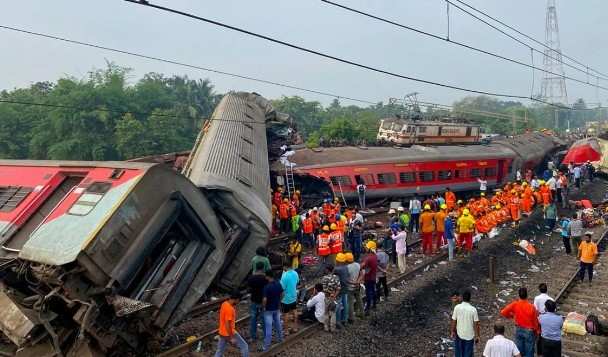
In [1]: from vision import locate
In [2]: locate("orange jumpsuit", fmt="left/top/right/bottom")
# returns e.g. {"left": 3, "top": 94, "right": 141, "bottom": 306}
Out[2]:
{"left": 445, "top": 191, "right": 456, "bottom": 210}
{"left": 509, "top": 197, "right": 521, "bottom": 222}
{"left": 419, "top": 211, "right": 436, "bottom": 255}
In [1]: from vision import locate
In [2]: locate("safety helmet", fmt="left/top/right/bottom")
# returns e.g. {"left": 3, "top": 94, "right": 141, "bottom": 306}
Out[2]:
{"left": 344, "top": 252, "right": 354, "bottom": 263}
{"left": 440, "top": 203, "right": 447, "bottom": 210}
{"left": 424, "top": 204, "right": 431, "bottom": 210}
{"left": 336, "top": 253, "right": 346, "bottom": 263}
{"left": 495, "top": 204, "right": 501, "bottom": 209}
{"left": 388, "top": 208, "right": 396, "bottom": 214}
{"left": 313, "top": 207, "right": 318, "bottom": 211}
{"left": 330, "top": 223, "right": 338, "bottom": 231}
{"left": 463, "top": 208, "right": 470, "bottom": 215}
{"left": 480, "top": 192, "right": 485, "bottom": 197}
{"left": 522, "top": 182, "right": 528, "bottom": 186}
{"left": 397, "top": 207, "right": 404, "bottom": 212}
{"left": 539, "top": 180, "right": 545, "bottom": 185}
{"left": 457, "top": 199, "right": 463, "bottom": 204}
{"left": 322, "top": 225, "right": 330, "bottom": 232}
{"left": 511, "top": 190, "right": 516, "bottom": 194}
{"left": 365, "top": 240, "right": 377, "bottom": 251}
{"left": 334, "top": 198, "right": 339, "bottom": 202}
{"left": 296, "top": 190, "right": 300, "bottom": 194}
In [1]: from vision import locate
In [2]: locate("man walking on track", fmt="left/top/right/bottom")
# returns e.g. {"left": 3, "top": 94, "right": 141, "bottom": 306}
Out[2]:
{"left": 214, "top": 291, "right": 249, "bottom": 357}
{"left": 578, "top": 232, "right": 598, "bottom": 285}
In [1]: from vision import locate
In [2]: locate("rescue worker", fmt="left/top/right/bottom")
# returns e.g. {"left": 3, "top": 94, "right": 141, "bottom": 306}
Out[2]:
{"left": 291, "top": 190, "right": 301, "bottom": 209}
{"left": 273, "top": 187, "right": 283, "bottom": 208}
{"left": 434, "top": 204, "right": 447, "bottom": 253}
{"left": 445, "top": 187, "right": 456, "bottom": 211}
{"left": 328, "top": 223, "right": 343, "bottom": 266}
{"left": 419, "top": 204, "right": 436, "bottom": 255}
{"left": 322, "top": 199, "right": 332, "bottom": 220}
{"left": 291, "top": 209, "right": 302, "bottom": 242}
{"left": 479, "top": 193, "right": 489, "bottom": 213}
{"left": 316, "top": 226, "right": 331, "bottom": 276}
{"left": 279, "top": 198, "right": 290, "bottom": 233}
{"left": 521, "top": 183, "right": 534, "bottom": 214}
{"left": 398, "top": 207, "right": 410, "bottom": 231}
{"left": 509, "top": 190, "right": 521, "bottom": 227}
{"left": 302, "top": 213, "right": 315, "bottom": 249}
{"left": 457, "top": 208, "right": 476, "bottom": 255}
{"left": 287, "top": 238, "right": 302, "bottom": 269}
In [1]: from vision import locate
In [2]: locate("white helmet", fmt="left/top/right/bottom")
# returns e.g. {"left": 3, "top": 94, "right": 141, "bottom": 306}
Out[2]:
{"left": 397, "top": 207, "right": 404, "bottom": 212}
{"left": 388, "top": 208, "right": 396, "bottom": 214}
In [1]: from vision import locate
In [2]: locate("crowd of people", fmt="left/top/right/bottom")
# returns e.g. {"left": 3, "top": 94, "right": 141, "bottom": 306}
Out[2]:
{"left": 214, "top": 160, "right": 600, "bottom": 356}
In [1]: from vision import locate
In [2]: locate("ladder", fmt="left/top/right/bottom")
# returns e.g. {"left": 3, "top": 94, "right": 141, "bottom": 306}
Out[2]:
{"left": 284, "top": 162, "right": 296, "bottom": 200}
{"left": 330, "top": 179, "right": 348, "bottom": 207}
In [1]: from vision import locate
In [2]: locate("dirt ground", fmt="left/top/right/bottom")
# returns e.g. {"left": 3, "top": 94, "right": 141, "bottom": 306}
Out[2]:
{"left": 273, "top": 178, "right": 608, "bottom": 357}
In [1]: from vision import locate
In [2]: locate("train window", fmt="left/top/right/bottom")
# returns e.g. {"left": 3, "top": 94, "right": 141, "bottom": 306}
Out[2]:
{"left": 330, "top": 176, "right": 352, "bottom": 186}
{"left": 418, "top": 126, "right": 427, "bottom": 133}
{"left": 454, "top": 170, "right": 465, "bottom": 178}
{"left": 438, "top": 170, "right": 452, "bottom": 181}
{"left": 484, "top": 167, "right": 497, "bottom": 177}
{"left": 0, "top": 186, "right": 33, "bottom": 212}
{"left": 377, "top": 173, "right": 396, "bottom": 185}
{"left": 399, "top": 172, "right": 415, "bottom": 183}
{"left": 69, "top": 182, "right": 112, "bottom": 216}
{"left": 355, "top": 174, "right": 375, "bottom": 185}
{"left": 418, "top": 171, "right": 434, "bottom": 182}
{"left": 469, "top": 168, "right": 481, "bottom": 178}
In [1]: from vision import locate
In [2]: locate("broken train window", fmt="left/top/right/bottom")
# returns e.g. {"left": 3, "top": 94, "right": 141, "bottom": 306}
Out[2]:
{"left": 68, "top": 182, "right": 112, "bottom": 216}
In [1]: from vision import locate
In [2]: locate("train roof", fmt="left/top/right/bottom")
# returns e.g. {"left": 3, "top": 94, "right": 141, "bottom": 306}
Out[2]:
{"left": 0, "top": 159, "right": 155, "bottom": 169}
{"left": 285, "top": 132, "right": 557, "bottom": 169}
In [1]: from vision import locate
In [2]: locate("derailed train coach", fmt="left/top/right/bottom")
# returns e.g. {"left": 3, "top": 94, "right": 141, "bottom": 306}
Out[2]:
{"left": 0, "top": 161, "right": 225, "bottom": 356}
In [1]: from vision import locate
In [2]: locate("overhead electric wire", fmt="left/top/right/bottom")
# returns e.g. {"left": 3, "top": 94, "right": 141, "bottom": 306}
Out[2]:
{"left": 0, "top": 25, "right": 376, "bottom": 106}
{"left": 452, "top": 0, "right": 608, "bottom": 80}
{"left": 320, "top": 0, "right": 608, "bottom": 92}
{"left": 123, "top": 0, "right": 570, "bottom": 109}
{"left": 445, "top": 0, "right": 608, "bottom": 82}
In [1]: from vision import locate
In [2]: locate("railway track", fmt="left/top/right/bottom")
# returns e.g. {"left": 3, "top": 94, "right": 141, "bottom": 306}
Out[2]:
{"left": 158, "top": 238, "right": 427, "bottom": 357}
{"left": 554, "top": 230, "right": 608, "bottom": 357}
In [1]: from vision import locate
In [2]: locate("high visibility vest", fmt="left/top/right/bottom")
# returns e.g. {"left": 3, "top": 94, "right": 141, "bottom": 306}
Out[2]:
{"left": 337, "top": 218, "right": 346, "bottom": 232}
{"left": 318, "top": 233, "right": 330, "bottom": 256}
{"left": 303, "top": 218, "right": 314, "bottom": 234}
{"left": 329, "top": 231, "right": 343, "bottom": 254}
{"left": 279, "top": 203, "right": 289, "bottom": 219}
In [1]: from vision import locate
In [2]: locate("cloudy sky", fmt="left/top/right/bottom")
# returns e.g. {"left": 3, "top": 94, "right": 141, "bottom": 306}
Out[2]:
{"left": 1, "top": 0, "right": 607, "bottom": 107}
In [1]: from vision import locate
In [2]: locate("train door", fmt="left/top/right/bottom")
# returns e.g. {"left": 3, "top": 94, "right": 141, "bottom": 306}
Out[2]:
{"left": 496, "top": 160, "right": 505, "bottom": 184}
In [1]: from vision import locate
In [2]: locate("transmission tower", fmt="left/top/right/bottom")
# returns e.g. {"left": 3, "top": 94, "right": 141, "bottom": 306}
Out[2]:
{"left": 540, "top": 0, "right": 568, "bottom": 105}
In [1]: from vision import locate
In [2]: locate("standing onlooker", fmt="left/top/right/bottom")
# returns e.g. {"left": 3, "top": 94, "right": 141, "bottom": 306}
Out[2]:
{"left": 533, "top": 283, "right": 553, "bottom": 314}
{"left": 409, "top": 196, "right": 422, "bottom": 233}
{"left": 451, "top": 290, "right": 480, "bottom": 357}
{"left": 251, "top": 247, "right": 271, "bottom": 273}
{"left": 280, "top": 262, "right": 299, "bottom": 334}
{"left": 262, "top": 271, "right": 283, "bottom": 351}
{"left": 360, "top": 241, "right": 378, "bottom": 315}
{"left": 444, "top": 212, "right": 456, "bottom": 261}
{"left": 477, "top": 176, "right": 488, "bottom": 194}
{"left": 345, "top": 252, "right": 363, "bottom": 322}
{"left": 375, "top": 243, "right": 389, "bottom": 303}
{"left": 500, "top": 287, "right": 540, "bottom": 357}
{"left": 333, "top": 253, "right": 350, "bottom": 327}
{"left": 299, "top": 283, "right": 326, "bottom": 324}
{"left": 357, "top": 183, "right": 366, "bottom": 209}
{"left": 538, "top": 300, "right": 563, "bottom": 357}
{"left": 214, "top": 291, "right": 249, "bottom": 357}
{"left": 544, "top": 203, "right": 557, "bottom": 232}
{"left": 349, "top": 222, "right": 363, "bottom": 262}
{"left": 482, "top": 324, "right": 521, "bottom": 357}
{"left": 559, "top": 215, "right": 571, "bottom": 254}
{"left": 559, "top": 172, "right": 568, "bottom": 208}
{"left": 391, "top": 224, "right": 408, "bottom": 273}
{"left": 569, "top": 214, "right": 583, "bottom": 256}
{"left": 578, "top": 232, "right": 599, "bottom": 285}
{"left": 573, "top": 165, "right": 581, "bottom": 189}
{"left": 320, "top": 265, "right": 340, "bottom": 332}
{"left": 247, "top": 262, "right": 267, "bottom": 344}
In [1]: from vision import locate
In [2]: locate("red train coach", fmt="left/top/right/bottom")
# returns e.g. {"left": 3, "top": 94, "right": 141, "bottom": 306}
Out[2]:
{"left": 285, "top": 132, "right": 561, "bottom": 200}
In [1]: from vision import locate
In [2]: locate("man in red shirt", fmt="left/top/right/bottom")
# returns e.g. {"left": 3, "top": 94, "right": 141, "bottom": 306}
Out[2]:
{"left": 302, "top": 212, "right": 315, "bottom": 249}
{"left": 214, "top": 291, "right": 249, "bottom": 357}
{"left": 500, "top": 287, "right": 539, "bottom": 357}
{"left": 360, "top": 241, "right": 378, "bottom": 315}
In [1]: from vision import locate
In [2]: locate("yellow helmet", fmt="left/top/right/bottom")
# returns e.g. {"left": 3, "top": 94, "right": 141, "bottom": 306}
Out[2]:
{"left": 440, "top": 203, "right": 447, "bottom": 210}
{"left": 322, "top": 225, "right": 330, "bottom": 232}
{"left": 539, "top": 180, "right": 545, "bottom": 185}
{"left": 344, "top": 252, "right": 354, "bottom": 262}
{"left": 424, "top": 204, "right": 431, "bottom": 210}
{"left": 522, "top": 182, "right": 528, "bottom": 186}
{"left": 511, "top": 189, "right": 516, "bottom": 194}
{"left": 365, "top": 240, "right": 377, "bottom": 251}
{"left": 330, "top": 223, "right": 338, "bottom": 231}
{"left": 480, "top": 192, "right": 485, "bottom": 197}
{"left": 463, "top": 208, "right": 470, "bottom": 215}
{"left": 495, "top": 204, "right": 501, "bottom": 209}
{"left": 336, "top": 253, "right": 346, "bottom": 263}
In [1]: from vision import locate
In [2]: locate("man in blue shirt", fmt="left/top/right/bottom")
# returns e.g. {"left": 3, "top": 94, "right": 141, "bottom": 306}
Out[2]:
{"left": 263, "top": 271, "right": 283, "bottom": 351}
{"left": 280, "top": 262, "right": 299, "bottom": 334}
{"left": 444, "top": 212, "right": 456, "bottom": 261}
{"left": 538, "top": 300, "right": 563, "bottom": 357}
{"left": 559, "top": 216, "right": 571, "bottom": 255}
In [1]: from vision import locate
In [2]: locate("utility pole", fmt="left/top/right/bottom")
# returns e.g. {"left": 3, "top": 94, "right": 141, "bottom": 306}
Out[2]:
{"left": 512, "top": 113, "right": 516, "bottom": 136}
{"left": 540, "top": 0, "right": 568, "bottom": 105}
{"left": 554, "top": 109, "right": 559, "bottom": 131}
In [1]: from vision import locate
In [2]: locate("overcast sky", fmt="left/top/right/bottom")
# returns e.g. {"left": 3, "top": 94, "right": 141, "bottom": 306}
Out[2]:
{"left": 1, "top": 0, "right": 607, "bottom": 107}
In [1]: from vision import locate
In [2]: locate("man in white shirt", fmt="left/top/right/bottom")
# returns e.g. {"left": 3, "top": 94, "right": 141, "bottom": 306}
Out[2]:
{"left": 299, "top": 283, "right": 326, "bottom": 323}
{"left": 484, "top": 323, "right": 521, "bottom": 357}
{"left": 477, "top": 177, "right": 488, "bottom": 193}
{"left": 409, "top": 196, "right": 422, "bottom": 233}
{"left": 533, "top": 283, "right": 553, "bottom": 314}
{"left": 451, "top": 290, "right": 480, "bottom": 357}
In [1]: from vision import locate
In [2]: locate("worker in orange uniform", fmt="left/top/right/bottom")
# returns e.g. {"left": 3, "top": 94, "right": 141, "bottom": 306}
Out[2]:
{"left": 434, "top": 204, "right": 447, "bottom": 253}
{"left": 322, "top": 199, "right": 332, "bottom": 220}
{"left": 457, "top": 208, "right": 476, "bottom": 254}
{"left": 508, "top": 190, "right": 521, "bottom": 227}
{"left": 279, "top": 198, "right": 290, "bottom": 233}
{"left": 540, "top": 185, "right": 552, "bottom": 208}
{"left": 316, "top": 225, "right": 331, "bottom": 276}
{"left": 445, "top": 187, "right": 456, "bottom": 211}
{"left": 520, "top": 182, "right": 534, "bottom": 214}
{"left": 302, "top": 212, "right": 315, "bottom": 249}
{"left": 479, "top": 193, "right": 489, "bottom": 213}
{"left": 329, "top": 223, "right": 343, "bottom": 266}
{"left": 419, "top": 204, "right": 436, "bottom": 255}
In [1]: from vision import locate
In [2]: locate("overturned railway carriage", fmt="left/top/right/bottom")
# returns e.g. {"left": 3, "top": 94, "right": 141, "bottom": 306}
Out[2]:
{"left": 183, "top": 92, "right": 273, "bottom": 292}
{"left": 286, "top": 132, "right": 561, "bottom": 200}
{"left": 0, "top": 161, "right": 225, "bottom": 356}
